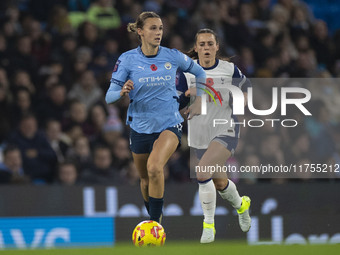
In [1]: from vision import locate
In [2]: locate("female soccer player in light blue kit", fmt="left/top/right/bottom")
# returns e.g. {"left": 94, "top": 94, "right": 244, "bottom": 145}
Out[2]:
{"left": 178, "top": 29, "right": 252, "bottom": 243}
{"left": 105, "top": 12, "right": 206, "bottom": 223}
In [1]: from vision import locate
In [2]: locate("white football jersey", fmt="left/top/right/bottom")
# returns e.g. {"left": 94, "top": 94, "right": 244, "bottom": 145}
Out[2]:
{"left": 185, "top": 59, "right": 248, "bottom": 149}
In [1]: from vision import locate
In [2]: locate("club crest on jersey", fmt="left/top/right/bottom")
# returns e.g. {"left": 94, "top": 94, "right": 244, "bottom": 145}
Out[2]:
{"left": 150, "top": 64, "right": 157, "bottom": 71}
{"left": 113, "top": 60, "right": 121, "bottom": 72}
{"left": 164, "top": 62, "right": 172, "bottom": 70}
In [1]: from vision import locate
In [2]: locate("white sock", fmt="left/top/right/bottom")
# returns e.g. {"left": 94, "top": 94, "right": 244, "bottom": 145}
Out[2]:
{"left": 218, "top": 179, "right": 242, "bottom": 209}
{"left": 198, "top": 179, "right": 216, "bottom": 224}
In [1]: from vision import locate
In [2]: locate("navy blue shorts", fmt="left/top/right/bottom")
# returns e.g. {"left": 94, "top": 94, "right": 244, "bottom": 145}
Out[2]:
{"left": 130, "top": 124, "right": 182, "bottom": 154}
{"left": 195, "top": 135, "right": 238, "bottom": 160}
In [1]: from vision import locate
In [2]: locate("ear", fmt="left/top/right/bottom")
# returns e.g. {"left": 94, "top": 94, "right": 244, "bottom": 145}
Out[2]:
{"left": 216, "top": 43, "right": 219, "bottom": 51}
{"left": 137, "top": 28, "right": 143, "bottom": 37}
{"left": 194, "top": 45, "right": 198, "bottom": 53}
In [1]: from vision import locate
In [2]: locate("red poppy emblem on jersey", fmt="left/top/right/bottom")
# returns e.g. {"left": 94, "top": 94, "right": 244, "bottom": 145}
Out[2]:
{"left": 150, "top": 64, "right": 157, "bottom": 71}
{"left": 206, "top": 78, "right": 214, "bottom": 86}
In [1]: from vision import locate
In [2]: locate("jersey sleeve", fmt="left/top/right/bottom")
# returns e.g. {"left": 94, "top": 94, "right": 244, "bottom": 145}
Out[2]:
{"left": 110, "top": 55, "right": 129, "bottom": 87}
{"left": 172, "top": 49, "right": 206, "bottom": 96}
{"left": 176, "top": 69, "right": 190, "bottom": 110}
{"left": 172, "top": 49, "right": 206, "bottom": 79}
{"left": 232, "top": 64, "right": 251, "bottom": 92}
{"left": 106, "top": 55, "right": 129, "bottom": 104}
{"left": 105, "top": 83, "right": 122, "bottom": 104}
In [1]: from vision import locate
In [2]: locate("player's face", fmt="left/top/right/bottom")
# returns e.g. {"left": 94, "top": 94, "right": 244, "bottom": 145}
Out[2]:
{"left": 195, "top": 33, "right": 219, "bottom": 62}
{"left": 138, "top": 18, "right": 163, "bottom": 47}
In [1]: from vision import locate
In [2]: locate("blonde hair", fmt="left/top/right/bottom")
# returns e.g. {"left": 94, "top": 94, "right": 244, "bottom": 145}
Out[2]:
{"left": 127, "top": 11, "right": 161, "bottom": 35}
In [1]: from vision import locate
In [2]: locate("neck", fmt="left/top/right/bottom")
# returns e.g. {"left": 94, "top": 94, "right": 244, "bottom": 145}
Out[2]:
{"left": 201, "top": 58, "right": 216, "bottom": 68}
{"left": 141, "top": 44, "right": 159, "bottom": 56}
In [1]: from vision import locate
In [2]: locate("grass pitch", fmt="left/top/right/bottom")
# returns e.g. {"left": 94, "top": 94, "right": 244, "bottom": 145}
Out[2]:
{"left": 0, "top": 241, "right": 338, "bottom": 255}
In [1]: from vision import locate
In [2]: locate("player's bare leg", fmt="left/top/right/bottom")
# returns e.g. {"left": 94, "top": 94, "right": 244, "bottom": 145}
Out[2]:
{"left": 147, "top": 130, "right": 179, "bottom": 222}
{"left": 132, "top": 153, "right": 150, "bottom": 214}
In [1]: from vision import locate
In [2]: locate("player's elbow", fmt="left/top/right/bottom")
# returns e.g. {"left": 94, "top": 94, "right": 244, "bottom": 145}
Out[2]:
{"left": 196, "top": 72, "right": 206, "bottom": 79}
{"left": 105, "top": 93, "right": 112, "bottom": 104}
{"left": 105, "top": 91, "right": 119, "bottom": 104}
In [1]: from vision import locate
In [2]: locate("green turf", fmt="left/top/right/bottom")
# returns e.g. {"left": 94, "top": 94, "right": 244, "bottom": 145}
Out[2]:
{"left": 0, "top": 241, "right": 338, "bottom": 255}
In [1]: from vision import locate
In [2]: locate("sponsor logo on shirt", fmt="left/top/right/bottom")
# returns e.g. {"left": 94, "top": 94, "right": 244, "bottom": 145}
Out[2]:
{"left": 139, "top": 75, "right": 172, "bottom": 86}
{"left": 139, "top": 76, "right": 171, "bottom": 83}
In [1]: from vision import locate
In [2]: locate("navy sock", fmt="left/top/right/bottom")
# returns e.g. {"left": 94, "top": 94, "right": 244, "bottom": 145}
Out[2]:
{"left": 144, "top": 200, "right": 150, "bottom": 214}
{"left": 197, "top": 178, "right": 212, "bottom": 184}
{"left": 149, "top": 196, "right": 163, "bottom": 222}
{"left": 221, "top": 180, "right": 230, "bottom": 191}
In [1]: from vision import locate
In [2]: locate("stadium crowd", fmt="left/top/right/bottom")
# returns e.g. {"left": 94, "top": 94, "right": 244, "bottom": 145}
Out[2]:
{"left": 0, "top": 0, "right": 339, "bottom": 185}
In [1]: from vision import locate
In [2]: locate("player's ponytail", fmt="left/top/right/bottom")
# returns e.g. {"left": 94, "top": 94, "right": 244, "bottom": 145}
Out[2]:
{"left": 127, "top": 22, "right": 137, "bottom": 33}
{"left": 187, "top": 47, "right": 198, "bottom": 59}
{"left": 127, "top": 11, "right": 161, "bottom": 40}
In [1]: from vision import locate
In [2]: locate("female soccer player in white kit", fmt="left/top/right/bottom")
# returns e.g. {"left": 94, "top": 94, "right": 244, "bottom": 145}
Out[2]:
{"left": 178, "top": 29, "right": 251, "bottom": 243}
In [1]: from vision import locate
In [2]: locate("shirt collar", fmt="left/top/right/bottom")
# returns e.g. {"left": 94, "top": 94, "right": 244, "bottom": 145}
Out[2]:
{"left": 137, "top": 45, "right": 161, "bottom": 58}
{"left": 197, "top": 59, "right": 219, "bottom": 70}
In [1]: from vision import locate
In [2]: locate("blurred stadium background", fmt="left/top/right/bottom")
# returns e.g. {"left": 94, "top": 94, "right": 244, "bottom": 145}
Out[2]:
{"left": 0, "top": 0, "right": 340, "bottom": 252}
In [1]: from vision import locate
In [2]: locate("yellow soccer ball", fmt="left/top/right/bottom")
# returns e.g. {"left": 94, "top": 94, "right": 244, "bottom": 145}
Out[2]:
{"left": 132, "top": 220, "right": 166, "bottom": 247}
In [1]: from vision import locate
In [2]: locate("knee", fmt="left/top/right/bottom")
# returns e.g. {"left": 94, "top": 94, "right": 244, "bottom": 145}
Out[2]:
{"left": 147, "top": 162, "right": 163, "bottom": 180}
{"left": 214, "top": 179, "right": 229, "bottom": 191}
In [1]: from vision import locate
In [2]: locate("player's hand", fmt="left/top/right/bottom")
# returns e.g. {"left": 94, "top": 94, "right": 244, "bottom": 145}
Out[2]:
{"left": 185, "top": 87, "right": 196, "bottom": 97}
{"left": 120, "top": 80, "right": 134, "bottom": 97}
{"left": 185, "top": 96, "right": 201, "bottom": 120}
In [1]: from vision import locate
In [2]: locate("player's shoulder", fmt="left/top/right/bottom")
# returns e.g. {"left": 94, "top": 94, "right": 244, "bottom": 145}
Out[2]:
{"left": 162, "top": 46, "right": 179, "bottom": 54}
{"left": 160, "top": 46, "right": 182, "bottom": 58}
{"left": 217, "top": 59, "right": 239, "bottom": 75}
{"left": 161, "top": 47, "right": 191, "bottom": 66}
{"left": 120, "top": 48, "right": 139, "bottom": 59}
{"left": 218, "top": 59, "right": 235, "bottom": 69}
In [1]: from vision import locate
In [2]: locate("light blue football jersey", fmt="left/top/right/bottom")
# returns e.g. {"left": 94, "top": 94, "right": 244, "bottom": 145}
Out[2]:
{"left": 109, "top": 46, "right": 205, "bottom": 134}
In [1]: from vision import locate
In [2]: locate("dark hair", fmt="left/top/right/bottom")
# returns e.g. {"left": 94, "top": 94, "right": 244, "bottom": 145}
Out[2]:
{"left": 187, "top": 29, "right": 219, "bottom": 59}
{"left": 94, "top": 144, "right": 111, "bottom": 153}
{"left": 127, "top": 11, "right": 161, "bottom": 40}
{"left": 20, "top": 112, "right": 36, "bottom": 122}
{"left": 58, "top": 160, "right": 78, "bottom": 171}
{"left": 3, "top": 144, "right": 20, "bottom": 156}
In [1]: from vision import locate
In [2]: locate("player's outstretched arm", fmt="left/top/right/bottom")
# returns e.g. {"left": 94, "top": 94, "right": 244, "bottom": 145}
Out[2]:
{"left": 105, "top": 79, "right": 134, "bottom": 104}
